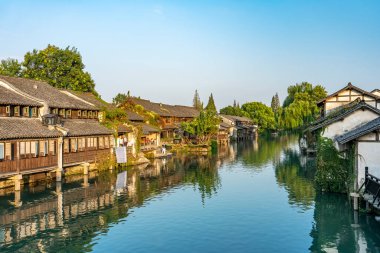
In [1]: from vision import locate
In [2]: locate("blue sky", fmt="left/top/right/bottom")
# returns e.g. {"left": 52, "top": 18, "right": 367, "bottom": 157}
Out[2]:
{"left": 1, "top": 0, "right": 380, "bottom": 108}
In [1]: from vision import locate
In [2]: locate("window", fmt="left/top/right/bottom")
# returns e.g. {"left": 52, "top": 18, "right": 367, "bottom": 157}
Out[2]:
{"left": 66, "top": 109, "right": 72, "bottom": 118}
{"left": 99, "top": 137, "right": 104, "bottom": 149}
{"left": 70, "top": 138, "right": 77, "bottom": 152}
{"left": 88, "top": 111, "right": 93, "bottom": 118}
{"left": 14, "top": 106, "right": 20, "bottom": 116}
{"left": 20, "top": 142, "right": 26, "bottom": 157}
{"left": 52, "top": 108, "right": 58, "bottom": 114}
{"left": 64, "top": 139, "right": 69, "bottom": 153}
{"left": 59, "top": 109, "right": 65, "bottom": 117}
{"left": 5, "top": 143, "right": 12, "bottom": 160}
{"left": 81, "top": 137, "right": 86, "bottom": 150}
{"left": 23, "top": 107, "right": 29, "bottom": 117}
{"left": 94, "top": 111, "right": 98, "bottom": 117}
{"left": 32, "top": 107, "right": 38, "bottom": 117}
{"left": 49, "top": 140, "right": 56, "bottom": 155}
{"left": 105, "top": 136, "right": 109, "bottom": 148}
{"left": 78, "top": 110, "right": 82, "bottom": 117}
{"left": 25, "top": 141, "right": 31, "bottom": 156}
{"left": 31, "top": 141, "right": 38, "bottom": 157}
{"left": 82, "top": 110, "right": 87, "bottom": 118}
{"left": 0, "top": 143, "right": 4, "bottom": 160}
{"left": 40, "top": 140, "right": 48, "bottom": 156}
{"left": 6, "top": 106, "right": 10, "bottom": 116}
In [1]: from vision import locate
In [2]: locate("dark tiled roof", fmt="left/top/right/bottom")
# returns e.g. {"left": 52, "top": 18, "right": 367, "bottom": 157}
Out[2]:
{"left": 0, "top": 75, "right": 97, "bottom": 110}
{"left": 336, "top": 117, "right": 380, "bottom": 144}
{"left": 220, "top": 122, "right": 231, "bottom": 128}
{"left": 132, "top": 123, "right": 160, "bottom": 135}
{"left": 0, "top": 85, "right": 42, "bottom": 106}
{"left": 317, "top": 83, "right": 380, "bottom": 106}
{"left": 129, "top": 98, "right": 199, "bottom": 118}
{"left": 307, "top": 101, "right": 380, "bottom": 132}
{"left": 61, "top": 119, "right": 113, "bottom": 137}
{"left": 125, "top": 110, "right": 144, "bottom": 122}
{"left": 118, "top": 125, "right": 133, "bottom": 133}
{"left": 63, "top": 90, "right": 114, "bottom": 110}
{"left": 220, "top": 114, "right": 252, "bottom": 123}
{"left": 0, "top": 117, "right": 61, "bottom": 139}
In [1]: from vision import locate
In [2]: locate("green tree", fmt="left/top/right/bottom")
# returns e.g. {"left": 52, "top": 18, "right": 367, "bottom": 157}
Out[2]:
{"left": 205, "top": 93, "right": 217, "bottom": 112}
{"left": 241, "top": 102, "right": 275, "bottom": 130}
{"left": 181, "top": 110, "right": 220, "bottom": 144}
{"left": 219, "top": 105, "right": 250, "bottom": 118}
{"left": 113, "top": 93, "right": 128, "bottom": 105}
{"left": 0, "top": 58, "right": 23, "bottom": 77}
{"left": 193, "top": 89, "right": 203, "bottom": 110}
{"left": 279, "top": 82, "right": 327, "bottom": 129}
{"left": 271, "top": 93, "right": 280, "bottom": 114}
{"left": 22, "top": 44, "right": 96, "bottom": 93}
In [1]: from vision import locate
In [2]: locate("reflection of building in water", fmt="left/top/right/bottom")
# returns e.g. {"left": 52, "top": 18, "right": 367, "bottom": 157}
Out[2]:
{"left": 0, "top": 150, "right": 228, "bottom": 251}
{"left": 309, "top": 194, "right": 380, "bottom": 253}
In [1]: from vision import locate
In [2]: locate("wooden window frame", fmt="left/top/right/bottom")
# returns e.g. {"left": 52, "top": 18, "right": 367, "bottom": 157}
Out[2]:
{"left": 32, "top": 107, "right": 38, "bottom": 117}
{"left": 0, "top": 143, "right": 4, "bottom": 161}
{"left": 23, "top": 106, "right": 29, "bottom": 117}
{"left": 14, "top": 106, "right": 20, "bottom": 116}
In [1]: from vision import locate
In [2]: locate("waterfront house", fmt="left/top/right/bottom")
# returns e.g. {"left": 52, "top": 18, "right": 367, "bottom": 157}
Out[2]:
{"left": 336, "top": 117, "right": 380, "bottom": 187}
{"left": 307, "top": 99, "right": 380, "bottom": 141}
{"left": 126, "top": 97, "right": 199, "bottom": 140}
{"left": 0, "top": 76, "right": 114, "bottom": 184}
{"left": 317, "top": 82, "right": 380, "bottom": 117}
{"left": 220, "top": 115, "right": 258, "bottom": 141}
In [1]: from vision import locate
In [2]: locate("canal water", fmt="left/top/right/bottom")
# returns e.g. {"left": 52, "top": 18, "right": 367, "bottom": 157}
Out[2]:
{"left": 1, "top": 135, "right": 380, "bottom": 252}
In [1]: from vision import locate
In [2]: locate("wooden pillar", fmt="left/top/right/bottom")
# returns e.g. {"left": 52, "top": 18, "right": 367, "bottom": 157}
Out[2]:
{"left": 83, "top": 163, "right": 90, "bottom": 175}
{"left": 14, "top": 174, "right": 22, "bottom": 191}
{"left": 57, "top": 137, "right": 64, "bottom": 182}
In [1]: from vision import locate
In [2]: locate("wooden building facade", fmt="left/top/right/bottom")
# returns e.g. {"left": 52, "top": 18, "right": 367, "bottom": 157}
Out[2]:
{"left": 0, "top": 75, "right": 114, "bottom": 182}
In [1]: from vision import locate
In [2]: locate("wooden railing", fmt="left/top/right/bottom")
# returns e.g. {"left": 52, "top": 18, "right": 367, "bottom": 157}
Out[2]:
{"left": 358, "top": 167, "right": 380, "bottom": 207}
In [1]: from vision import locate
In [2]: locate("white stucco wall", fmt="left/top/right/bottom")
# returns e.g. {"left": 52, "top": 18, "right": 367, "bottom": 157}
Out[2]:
{"left": 357, "top": 141, "right": 380, "bottom": 186}
{"left": 322, "top": 109, "right": 379, "bottom": 140}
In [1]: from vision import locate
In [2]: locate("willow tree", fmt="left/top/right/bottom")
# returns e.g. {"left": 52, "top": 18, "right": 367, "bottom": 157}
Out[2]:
{"left": 279, "top": 82, "right": 327, "bottom": 130}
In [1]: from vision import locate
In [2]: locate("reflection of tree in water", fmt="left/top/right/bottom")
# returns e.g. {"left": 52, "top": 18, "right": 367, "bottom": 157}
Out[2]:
{"left": 239, "top": 135, "right": 298, "bottom": 170}
{"left": 274, "top": 146, "right": 316, "bottom": 210}
{"left": 181, "top": 154, "right": 221, "bottom": 203}
{"left": 308, "top": 193, "right": 380, "bottom": 253}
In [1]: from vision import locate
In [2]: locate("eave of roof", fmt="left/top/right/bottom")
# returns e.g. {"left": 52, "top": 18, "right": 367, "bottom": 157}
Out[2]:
{"left": 317, "top": 83, "right": 380, "bottom": 106}
{"left": 336, "top": 117, "right": 380, "bottom": 144}
{"left": 308, "top": 101, "right": 380, "bottom": 132}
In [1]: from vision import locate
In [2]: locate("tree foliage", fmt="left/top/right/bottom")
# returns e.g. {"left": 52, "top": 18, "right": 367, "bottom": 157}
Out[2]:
{"left": 315, "top": 137, "right": 353, "bottom": 193}
{"left": 278, "top": 82, "right": 327, "bottom": 129}
{"left": 113, "top": 93, "right": 128, "bottom": 105}
{"left": 193, "top": 89, "right": 203, "bottom": 110}
{"left": 205, "top": 93, "right": 217, "bottom": 113}
{"left": 219, "top": 105, "right": 250, "bottom": 118}
{"left": 0, "top": 58, "right": 23, "bottom": 77}
{"left": 241, "top": 102, "right": 275, "bottom": 130}
{"left": 21, "top": 45, "right": 96, "bottom": 93}
{"left": 181, "top": 110, "right": 220, "bottom": 144}
{"left": 0, "top": 45, "right": 97, "bottom": 94}
{"left": 270, "top": 93, "right": 280, "bottom": 114}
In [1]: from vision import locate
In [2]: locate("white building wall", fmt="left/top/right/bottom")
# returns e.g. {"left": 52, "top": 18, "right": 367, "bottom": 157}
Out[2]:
{"left": 322, "top": 110, "right": 379, "bottom": 140}
{"left": 357, "top": 141, "right": 380, "bottom": 186}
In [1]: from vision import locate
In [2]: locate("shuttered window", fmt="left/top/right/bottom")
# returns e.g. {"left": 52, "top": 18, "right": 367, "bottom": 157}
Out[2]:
{"left": 99, "top": 137, "right": 104, "bottom": 149}
{"left": 49, "top": 140, "right": 55, "bottom": 155}
{"left": 71, "top": 138, "right": 77, "bottom": 152}
{"left": 105, "top": 137, "right": 109, "bottom": 148}
{"left": 64, "top": 139, "right": 69, "bottom": 153}
{"left": 25, "top": 142, "right": 31, "bottom": 156}
{"left": 5, "top": 143, "right": 11, "bottom": 160}
{"left": 31, "top": 141, "right": 38, "bottom": 157}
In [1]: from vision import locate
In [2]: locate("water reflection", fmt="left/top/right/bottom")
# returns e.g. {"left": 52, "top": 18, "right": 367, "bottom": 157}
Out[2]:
{"left": 1, "top": 136, "right": 380, "bottom": 252}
